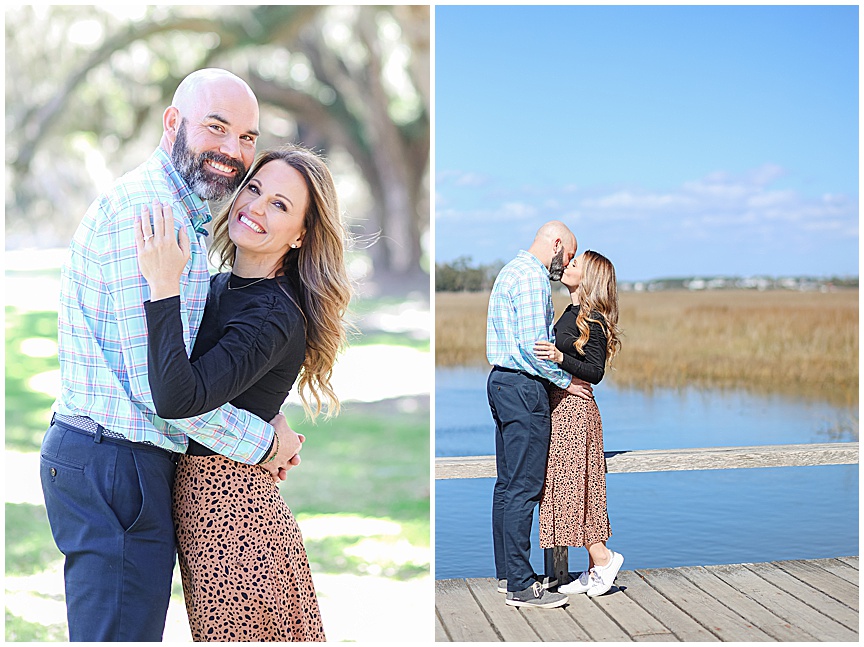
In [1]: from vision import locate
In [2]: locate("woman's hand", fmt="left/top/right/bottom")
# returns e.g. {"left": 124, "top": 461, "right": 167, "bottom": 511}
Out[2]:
{"left": 135, "top": 202, "right": 190, "bottom": 301}
{"left": 534, "top": 340, "right": 563, "bottom": 364}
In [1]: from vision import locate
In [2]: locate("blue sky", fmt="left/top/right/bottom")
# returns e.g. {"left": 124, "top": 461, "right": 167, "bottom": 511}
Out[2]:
{"left": 434, "top": 5, "right": 858, "bottom": 281}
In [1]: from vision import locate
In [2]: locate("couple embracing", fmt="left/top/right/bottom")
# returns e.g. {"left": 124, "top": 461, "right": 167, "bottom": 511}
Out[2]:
{"left": 487, "top": 221, "right": 623, "bottom": 608}
{"left": 40, "top": 68, "right": 350, "bottom": 641}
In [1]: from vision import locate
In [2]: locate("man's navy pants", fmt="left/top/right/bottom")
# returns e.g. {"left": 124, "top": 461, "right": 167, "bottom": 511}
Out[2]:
{"left": 487, "top": 366, "right": 552, "bottom": 593}
{"left": 40, "top": 417, "right": 178, "bottom": 642}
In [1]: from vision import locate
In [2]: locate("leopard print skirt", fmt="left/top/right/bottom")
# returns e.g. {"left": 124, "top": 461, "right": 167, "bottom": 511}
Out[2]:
{"left": 539, "top": 385, "right": 611, "bottom": 549}
{"left": 172, "top": 454, "right": 325, "bottom": 642}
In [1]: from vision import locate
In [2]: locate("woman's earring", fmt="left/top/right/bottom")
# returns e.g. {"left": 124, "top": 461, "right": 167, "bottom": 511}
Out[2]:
{"left": 290, "top": 243, "right": 298, "bottom": 249}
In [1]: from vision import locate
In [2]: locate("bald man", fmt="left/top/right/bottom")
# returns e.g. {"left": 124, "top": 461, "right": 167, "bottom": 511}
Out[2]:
{"left": 41, "top": 69, "right": 299, "bottom": 641}
{"left": 486, "top": 221, "right": 593, "bottom": 608}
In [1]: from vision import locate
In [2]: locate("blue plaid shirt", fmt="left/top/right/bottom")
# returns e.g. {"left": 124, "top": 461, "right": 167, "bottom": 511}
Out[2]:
{"left": 486, "top": 250, "right": 571, "bottom": 389}
{"left": 54, "top": 147, "right": 273, "bottom": 463}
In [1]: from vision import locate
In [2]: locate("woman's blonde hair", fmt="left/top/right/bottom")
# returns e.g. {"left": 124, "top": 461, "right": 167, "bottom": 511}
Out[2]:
{"left": 573, "top": 250, "right": 622, "bottom": 365}
{"left": 210, "top": 146, "right": 353, "bottom": 419}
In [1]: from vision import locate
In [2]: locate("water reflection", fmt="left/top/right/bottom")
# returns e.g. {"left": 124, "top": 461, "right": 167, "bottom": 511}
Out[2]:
{"left": 435, "top": 367, "right": 858, "bottom": 458}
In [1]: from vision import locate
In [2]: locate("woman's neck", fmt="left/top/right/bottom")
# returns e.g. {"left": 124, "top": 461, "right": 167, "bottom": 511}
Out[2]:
{"left": 568, "top": 286, "right": 580, "bottom": 307}
{"left": 232, "top": 250, "right": 281, "bottom": 279}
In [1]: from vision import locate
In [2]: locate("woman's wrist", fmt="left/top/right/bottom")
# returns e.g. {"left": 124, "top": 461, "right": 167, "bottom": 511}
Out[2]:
{"left": 147, "top": 282, "right": 181, "bottom": 301}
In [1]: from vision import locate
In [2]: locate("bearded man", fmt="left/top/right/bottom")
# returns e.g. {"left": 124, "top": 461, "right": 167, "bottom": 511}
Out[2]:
{"left": 40, "top": 69, "right": 298, "bottom": 641}
{"left": 486, "top": 220, "right": 594, "bottom": 608}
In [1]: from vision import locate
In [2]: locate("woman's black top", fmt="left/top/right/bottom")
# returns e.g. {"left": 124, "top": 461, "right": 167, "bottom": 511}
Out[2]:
{"left": 553, "top": 304, "right": 608, "bottom": 385}
{"left": 143, "top": 272, "right": 306, "bottom": 457}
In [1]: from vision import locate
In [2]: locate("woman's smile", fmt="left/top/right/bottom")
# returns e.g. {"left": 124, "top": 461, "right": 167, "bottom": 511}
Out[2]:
{"left": 238, "top": 212, "right": 266, "bottom": 234}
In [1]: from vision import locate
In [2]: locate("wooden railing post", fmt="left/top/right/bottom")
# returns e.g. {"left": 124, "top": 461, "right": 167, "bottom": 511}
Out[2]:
{"left": 544, "top": 546, "right": 570, "bottom": 585}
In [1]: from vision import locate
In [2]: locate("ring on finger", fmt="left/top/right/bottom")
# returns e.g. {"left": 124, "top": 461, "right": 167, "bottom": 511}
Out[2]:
{"left": 144, "top": 234, "right": 154, "bottom": 241}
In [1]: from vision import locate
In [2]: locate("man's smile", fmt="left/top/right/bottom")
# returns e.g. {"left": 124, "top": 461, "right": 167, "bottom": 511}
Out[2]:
{"left": 206, "top": 159, "right": 238, "bottom": 176}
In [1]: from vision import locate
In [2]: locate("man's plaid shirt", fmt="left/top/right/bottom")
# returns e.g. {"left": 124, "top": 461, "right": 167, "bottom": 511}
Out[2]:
{"left": 486, "top": 250, "right": 571, "bottom": 389}
{"left": 54, "top": 147, "right": 272, "bottom": 463}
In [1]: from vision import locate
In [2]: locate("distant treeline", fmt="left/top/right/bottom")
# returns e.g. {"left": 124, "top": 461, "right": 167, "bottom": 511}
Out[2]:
{"left": 435, "top": 257, "right": 858, "bottom": 292}
{"left": 435, "top": 257, "right": 505, "bottom": 292}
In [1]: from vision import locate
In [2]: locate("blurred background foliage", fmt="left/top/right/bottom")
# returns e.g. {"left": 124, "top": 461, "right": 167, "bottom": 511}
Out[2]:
{"left": 6, "top": 4, "right": 430, "bottom": 294}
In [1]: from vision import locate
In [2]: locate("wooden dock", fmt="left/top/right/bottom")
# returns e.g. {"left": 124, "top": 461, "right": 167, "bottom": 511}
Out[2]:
{"left": 435, "top": 557, "right": 859, "bottom": 642}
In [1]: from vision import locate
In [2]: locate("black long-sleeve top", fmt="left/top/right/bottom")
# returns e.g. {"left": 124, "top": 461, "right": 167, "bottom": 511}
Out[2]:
{"left": 553, "top": 304, "right": 608, "bottom": 384}
{"left": 143, "top": 272, "right": 306, "bottom": 456}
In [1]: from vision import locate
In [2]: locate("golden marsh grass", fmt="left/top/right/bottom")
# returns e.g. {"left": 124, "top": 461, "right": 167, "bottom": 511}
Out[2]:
{"left": 435, "top": 289, "right": 859, "bottom": 405}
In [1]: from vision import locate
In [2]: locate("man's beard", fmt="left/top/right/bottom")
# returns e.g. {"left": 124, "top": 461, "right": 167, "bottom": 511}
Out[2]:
{"left": 549, "top": 248, "right": 566, "bottom": 281}
{"left": 172, "top": 120, "right": 246, "bottom": 201}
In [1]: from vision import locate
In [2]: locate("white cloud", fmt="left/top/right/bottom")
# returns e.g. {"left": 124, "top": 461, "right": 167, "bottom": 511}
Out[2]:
{"left": 500, "top": 202, "right": 538, "bottom": 219}
{"left": 435, "top": 164, "right": 859, "bottom": 273}
{"left": 581, "top": 190, "right": 696, "bottom": 212}
{"left": 455, "top": 172, "right": 488, "bottom": 187}
{"left": 570, "top": 166, "right": 856, "bottom": 237}
{"left": 746, "top": 190, "right": 796, "bottom": 208}
{"left": 436, "top": 169, "right": 489, "bottom": 187}
{"left": 747, "top": 163, "right": 787, "bottom": 186}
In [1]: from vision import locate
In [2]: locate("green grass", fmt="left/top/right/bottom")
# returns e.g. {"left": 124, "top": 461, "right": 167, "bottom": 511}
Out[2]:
{"left": 285, "top": 400, "right": 430, "bottom": 523}
{"left": 5, "top": 309, "right": 59, "bottom": 452}
{"left": 5, "top": 503, "right": 59, "bottom": 576}
{"left": 353, "top": 331, "right": 430, "bottom": 351}
{"left": 5, "top": 611, "right": 68, "bottom": 643}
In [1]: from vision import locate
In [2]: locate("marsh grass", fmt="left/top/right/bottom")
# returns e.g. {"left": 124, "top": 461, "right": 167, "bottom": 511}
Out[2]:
{"left": 436, "top": 289, "right": 858, "bottom": 405}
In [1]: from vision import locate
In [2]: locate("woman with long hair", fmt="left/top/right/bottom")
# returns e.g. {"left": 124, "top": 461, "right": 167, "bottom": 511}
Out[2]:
{"left": 534, "top": 250, "right": 623, "bottom": 598}
{"left": 136, "top": 145, "right": 352, "bottom": 641}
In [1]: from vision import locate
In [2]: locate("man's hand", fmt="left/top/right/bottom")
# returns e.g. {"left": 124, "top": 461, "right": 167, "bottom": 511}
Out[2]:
{"left": 261, "top": 412, "right": 305, "bottom": 483}
{"left": 566, "top": 376, "right": 594, "bottom": 400}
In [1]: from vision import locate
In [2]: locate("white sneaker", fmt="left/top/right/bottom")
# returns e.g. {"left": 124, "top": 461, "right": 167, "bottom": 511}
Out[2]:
{"left": 558, "top": 570, "right": 595, "bottom": 594}
{"left": 586, "top": 551, "right": 624, "bottom": 597}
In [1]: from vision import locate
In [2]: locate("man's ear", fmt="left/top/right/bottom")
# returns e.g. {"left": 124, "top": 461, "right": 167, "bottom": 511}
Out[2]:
{"left": 163, "top": 106, "right": 181, "bottom": 146}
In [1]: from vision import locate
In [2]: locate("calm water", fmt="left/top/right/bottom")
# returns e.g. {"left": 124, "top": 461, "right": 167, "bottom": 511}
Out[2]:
{"left": 435, "top": 367, "right": 859, "bottom": 580}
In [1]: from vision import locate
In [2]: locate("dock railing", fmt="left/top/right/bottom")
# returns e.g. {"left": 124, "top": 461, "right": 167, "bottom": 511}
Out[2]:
{"left": 435, "top": 442, "right": 859, "bottom": 586}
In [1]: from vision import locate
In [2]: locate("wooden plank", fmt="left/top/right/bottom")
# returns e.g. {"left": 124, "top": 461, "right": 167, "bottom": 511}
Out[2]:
{"left": 706, "top": 563, "right": 857, "bottom": 642}
{"left": 637, "top": 567, "right": 774, "bottom": 641}
{"left": 775, "top": 560, "right": 859, "bottom": 611}
{"left": 745, "top": 562, "right": 859, "bottom": 632}
{"left": 464, "top": 578, "right": 540, "bottom": 642}
{"left": 563, "top": 593, "right": 633, "bottom": 641}
{"left": 520, "top": 604, "right": 592, "bottom": 642}
{"left": 805, "top": 557, "right": 860, "bottom": 586}
{"left": 590, "top": 582, "right": 678, "bottom": 641}
{"left": 435, "top": 612, "right": 449, "bottom": 642}
{"left": 435, "top": 559, "right": 858, "bottom": 643}
{"left": 434, "top": 578, "right": 500, "bottom": 642}
{"left": 435, "top": 442, "right": 859, "bottom": 478}
{"left": 615, "top": 571, "right": 720, "bottom": 642}
{"left": 676, "top": 565, "right": 814, "bottom": 641}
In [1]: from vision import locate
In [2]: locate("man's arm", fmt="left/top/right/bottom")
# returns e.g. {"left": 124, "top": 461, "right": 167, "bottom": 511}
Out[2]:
{"left": 509, "top": 275, "right": 572, "bottom": 388}
{"left": 100, "top": 201, "right": 276, "bottom": 465}
{"left": 510, "top": 275, "right": 593, "bottom": 400}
